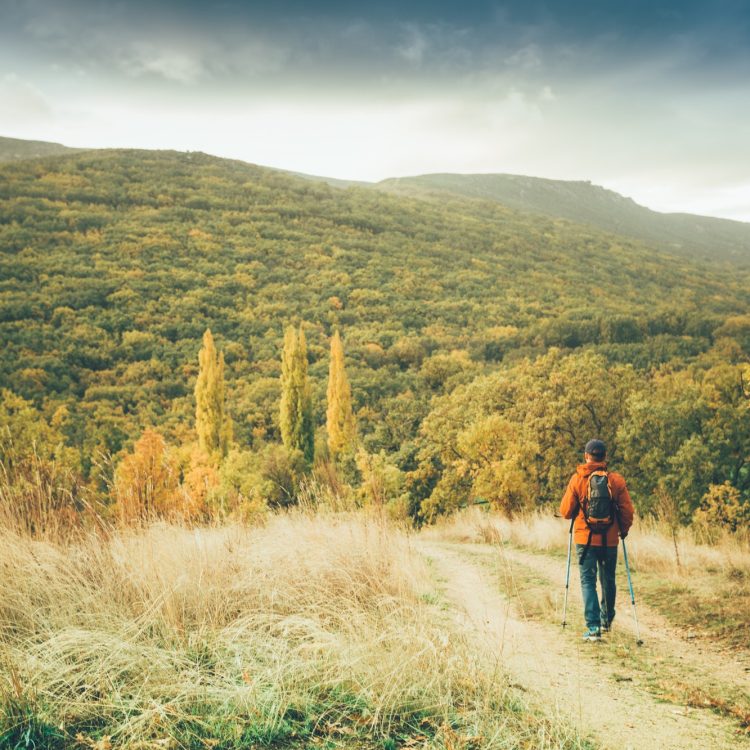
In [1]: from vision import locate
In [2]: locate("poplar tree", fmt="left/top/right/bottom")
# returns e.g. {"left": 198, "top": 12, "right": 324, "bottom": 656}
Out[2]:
{"left": 280, "top": 324, "right": 314, "bottom": 463}
{"left": 326, "top": 330, "right": 356, "bottom": 459}
{"left": 195, "top": 328, "right": 231, "bottom": 460}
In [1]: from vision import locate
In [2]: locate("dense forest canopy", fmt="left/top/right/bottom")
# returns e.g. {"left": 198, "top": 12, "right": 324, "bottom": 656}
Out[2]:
{"left": 1, "top": 146, "right": 749, "bottom": 523}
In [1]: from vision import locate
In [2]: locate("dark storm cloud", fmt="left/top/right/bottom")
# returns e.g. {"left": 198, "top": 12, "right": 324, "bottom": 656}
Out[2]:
{"left": 3, "top": 0, "right": 749, "bottom": 88}
{"left": 2, "top": 0, "right": 749, "bottom": 219}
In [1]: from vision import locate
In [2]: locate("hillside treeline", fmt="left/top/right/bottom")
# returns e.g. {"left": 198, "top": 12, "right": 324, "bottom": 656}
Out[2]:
{"left": 413, "top": 349, "right": 749, "bottom": 528}
{"left": 1, "top": 150, "right": 749, "bottom": 530}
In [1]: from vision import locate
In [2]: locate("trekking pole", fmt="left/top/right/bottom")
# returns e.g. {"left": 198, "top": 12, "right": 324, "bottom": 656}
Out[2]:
{"left": 561, "top": 516, "right": 575, "bottom": 628}
{"left": 620, "top": 535, "right": 643, "bottom": 645}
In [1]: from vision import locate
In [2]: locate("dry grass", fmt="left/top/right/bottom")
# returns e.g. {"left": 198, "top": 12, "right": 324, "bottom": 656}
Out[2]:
{"left": 0, "top": 452, "right": 94, "bottom": 541}
{"left": 0, "top": 511, "right": 592, "bottom": 750}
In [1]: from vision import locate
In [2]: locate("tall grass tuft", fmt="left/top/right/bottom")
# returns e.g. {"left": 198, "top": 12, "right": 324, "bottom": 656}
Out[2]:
{"left": 0, "top": 448, "right": 94, "bottom": 541}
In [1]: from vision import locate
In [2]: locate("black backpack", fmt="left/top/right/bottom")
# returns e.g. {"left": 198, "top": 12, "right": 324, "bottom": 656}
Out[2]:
{"left": 580, "top": 470, "right": 616, "bottom": 561}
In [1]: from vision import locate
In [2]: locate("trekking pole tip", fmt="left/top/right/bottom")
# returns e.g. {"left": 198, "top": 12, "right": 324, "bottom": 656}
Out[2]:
{"left": 636, "top": 639, "right": 644, "bottom": 646}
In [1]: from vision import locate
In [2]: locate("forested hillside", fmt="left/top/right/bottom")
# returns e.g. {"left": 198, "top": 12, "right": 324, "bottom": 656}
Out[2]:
{"left": 378, "top": 172, "right": 750, "bottom": 264}
{"left": 1, "top": 147, "right": 749, "bottom": 524}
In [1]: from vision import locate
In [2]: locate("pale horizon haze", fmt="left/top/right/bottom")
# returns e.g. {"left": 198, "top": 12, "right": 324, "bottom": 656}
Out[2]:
{"left": 1, "top": 0, "right": 749, "bottom": 221}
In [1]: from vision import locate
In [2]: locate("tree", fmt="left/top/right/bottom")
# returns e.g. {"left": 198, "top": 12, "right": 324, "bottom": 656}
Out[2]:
{"left": 617, "top": 363, "right": 750, "bottom": 518}
{"left": 280, "top": 324, "right": 314, "bottom": 464}
{"left": 326, "top": 330, "right": 356, "bottom": 460}
{"left": 0, "top": 390, "right": 83, "bottom": 536}
{"left": 195, "top": 329, "right": 232, "bottom": 460}
{"left": 113, "top": 429, "right": 178, "bottom": 522}
{"left": 0, "top": 389, "right": 66, "bottom": 467}
{"left": 694, "top": 482, "right": 750, "bottom": 534}
{"left": 409, "top": 349, "right": 639, "bottom": 520}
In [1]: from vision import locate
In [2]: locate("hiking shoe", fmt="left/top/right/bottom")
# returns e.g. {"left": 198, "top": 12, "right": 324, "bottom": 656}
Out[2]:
{"left": 601, "top": 621, "right": 612, "bottom": 633}
{"left": 582, "top": 627, "right": 602, "bottom": 641}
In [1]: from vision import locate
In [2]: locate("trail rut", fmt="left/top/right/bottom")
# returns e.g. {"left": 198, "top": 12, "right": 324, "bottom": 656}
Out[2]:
{"left": 419, "top": 540, "right": 749, "bottom": 750}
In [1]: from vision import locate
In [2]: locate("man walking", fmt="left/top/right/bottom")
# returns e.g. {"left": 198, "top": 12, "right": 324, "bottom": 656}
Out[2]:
{"left": 560, "top": 439, "right": 634, "bottom": 641}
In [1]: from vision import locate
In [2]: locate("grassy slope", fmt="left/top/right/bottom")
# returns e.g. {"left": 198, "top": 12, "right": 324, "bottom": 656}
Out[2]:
{"left": 377, "top": 173, "right": 750, "bottom": 264}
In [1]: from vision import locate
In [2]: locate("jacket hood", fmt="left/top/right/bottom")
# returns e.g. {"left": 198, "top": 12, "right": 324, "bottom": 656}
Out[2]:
{"left": 576, "top": 461, "right": 608, "bottom": 478}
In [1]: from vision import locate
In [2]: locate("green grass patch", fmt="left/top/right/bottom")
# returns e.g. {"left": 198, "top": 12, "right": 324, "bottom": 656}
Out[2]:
{"left": 636, "top": 576, "right": 750, "bottom": 650}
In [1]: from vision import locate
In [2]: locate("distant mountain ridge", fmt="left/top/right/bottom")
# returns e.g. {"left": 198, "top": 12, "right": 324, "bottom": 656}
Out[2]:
{"left": 285, "top": 169, "right": 370, "bottom": 190}
{"left": 375, "top": 173, "right": 750, "bottom": 263}
{"left": 2, "top": 135, "right": 749, "bottom": 263}
{"left": 0, "top": 135, "right": 83, "bottom": 162}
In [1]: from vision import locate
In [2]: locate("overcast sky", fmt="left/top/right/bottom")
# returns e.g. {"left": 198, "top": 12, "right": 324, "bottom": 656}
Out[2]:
{"left": 1, "top": 0, "right": 749, "bottom": 220}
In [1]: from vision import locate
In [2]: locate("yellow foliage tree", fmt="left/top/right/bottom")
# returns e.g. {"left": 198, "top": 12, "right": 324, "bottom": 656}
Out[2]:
{"left": 326, "top": 330, "right": 356, "bottom": 460}
{"left": 694, "top": 482, "right": 750, "bottom": 534}
{"left": 113, "top": 429, "right": 178, "bottom": 523}
{"left": 195, "top": 329, "right": 232, "bottom": 461}
{"left": 181, "top": 445, "right": 220, "bottom": 518}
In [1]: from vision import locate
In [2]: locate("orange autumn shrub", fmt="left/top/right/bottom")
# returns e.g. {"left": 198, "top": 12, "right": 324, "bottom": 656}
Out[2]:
{"left": 113, "top": 429, "right": 179, "bottom": 523}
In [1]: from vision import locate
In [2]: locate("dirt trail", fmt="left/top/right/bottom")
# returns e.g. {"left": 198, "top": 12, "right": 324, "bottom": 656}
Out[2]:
{"left": 419, "top": 540, "right": 750, "bottom": 750}
{"left": 494, "top": 542, "right": 750, "bottom": 688}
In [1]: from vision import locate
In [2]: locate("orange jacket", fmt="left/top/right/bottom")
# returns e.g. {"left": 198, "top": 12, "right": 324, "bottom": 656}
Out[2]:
{"left": 559, "top": 461, "right": 634, "bottom": 546}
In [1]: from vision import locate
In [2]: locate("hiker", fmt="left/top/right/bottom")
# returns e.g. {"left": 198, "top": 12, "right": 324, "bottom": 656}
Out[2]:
{"left": 560, "top": 439, "right": 634, "bottom": 641}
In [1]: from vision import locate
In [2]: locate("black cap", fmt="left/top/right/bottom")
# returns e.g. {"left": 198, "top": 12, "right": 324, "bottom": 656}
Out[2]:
{"left": 584, "top": 439, "right": 606, "bottom": 458}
